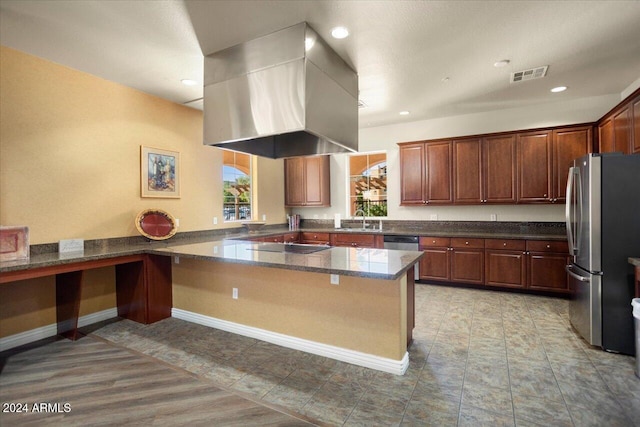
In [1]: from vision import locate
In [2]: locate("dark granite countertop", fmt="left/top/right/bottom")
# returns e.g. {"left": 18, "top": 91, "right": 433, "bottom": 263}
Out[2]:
{"left": 0, "top": 220, "right": 566, "bottom": 275}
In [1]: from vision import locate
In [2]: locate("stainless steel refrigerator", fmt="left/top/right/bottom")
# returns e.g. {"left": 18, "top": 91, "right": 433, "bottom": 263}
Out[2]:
{"left": 565, "top": 153, "right": 640, "bottom": 355}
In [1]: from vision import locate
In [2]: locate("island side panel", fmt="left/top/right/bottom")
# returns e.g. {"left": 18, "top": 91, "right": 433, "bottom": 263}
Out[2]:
{"left": 172, "top": 259, "right": 407, "bottom": 361}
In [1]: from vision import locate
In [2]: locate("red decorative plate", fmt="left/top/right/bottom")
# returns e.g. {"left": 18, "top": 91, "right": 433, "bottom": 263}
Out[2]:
{"left": 135, "top": 209, "right": 177, "bottom": 240}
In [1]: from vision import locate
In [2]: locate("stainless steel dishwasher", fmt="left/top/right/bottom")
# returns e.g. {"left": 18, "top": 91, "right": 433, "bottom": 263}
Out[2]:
{"left": 383, "top": 235, "right": 420, "bottom": 280}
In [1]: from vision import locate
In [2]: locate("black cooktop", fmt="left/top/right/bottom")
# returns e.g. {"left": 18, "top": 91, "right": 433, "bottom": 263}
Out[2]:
{"left": 248, "top": 243, "right": 330, "bottom": 254}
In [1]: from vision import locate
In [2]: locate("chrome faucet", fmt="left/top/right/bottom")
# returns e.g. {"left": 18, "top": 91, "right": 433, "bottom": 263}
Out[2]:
{"left": 354, "top": 208, "right": 368, "bottom": 229}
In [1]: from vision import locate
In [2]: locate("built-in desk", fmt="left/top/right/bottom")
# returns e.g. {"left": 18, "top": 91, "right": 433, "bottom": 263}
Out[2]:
{"left": 0, "top": 254, "right": 172, "bottom": 340}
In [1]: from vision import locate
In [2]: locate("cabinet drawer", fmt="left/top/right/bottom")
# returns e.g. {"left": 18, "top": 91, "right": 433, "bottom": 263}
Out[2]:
{"left": 263, "top": 235, "right": 284, "bottom": 243}
{"left": 300, "top": 232, "right": 330, "bottom": 243}
{"left": 332, "top": 233, "right": 377, "bottom": 247}
{"left": 451, "top": 238, "right": 484, "bottom": 249}
{"left": 526, "top": 240, "right": 569, "bottom": 253}
{"left": 485, "top": 239, "right": 526, "bottom": 251}
{"left": 419, "top": 236, "right": 451, "bottom": 247}
{"left": 282, "top": 232, "right": 300, "bottom": 243}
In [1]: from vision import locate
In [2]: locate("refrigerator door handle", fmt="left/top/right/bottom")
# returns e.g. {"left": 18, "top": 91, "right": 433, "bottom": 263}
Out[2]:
{"left": 565, "top": 264, "right": 590, "bottom": 282}
{"left": 566, "top": 167, "right": 577, "bottom": 255}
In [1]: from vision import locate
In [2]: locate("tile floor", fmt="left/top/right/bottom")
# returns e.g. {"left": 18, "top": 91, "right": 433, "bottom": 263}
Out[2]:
{"left": 92, "top": 284, "right": 640, "bottom": 426}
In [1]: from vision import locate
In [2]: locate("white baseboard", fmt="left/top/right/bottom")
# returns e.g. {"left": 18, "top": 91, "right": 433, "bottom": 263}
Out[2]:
{"left": 0, "top": 308, "right": 118, "bottom": 352}
{"left": 172, "top": 308, "right": 409, "bottom": 375}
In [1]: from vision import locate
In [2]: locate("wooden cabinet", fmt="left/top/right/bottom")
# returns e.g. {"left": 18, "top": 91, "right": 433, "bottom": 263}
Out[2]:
{"left": 401, "top": 124, "right": 589, "bottom": 206}
{"left": 330, "top": 233, "right": 383, "bottom": 248}
{"left": 299, "top": 232, "right": 331, "bottom": 245}
{"left": 597, "top": 89, "right": 640, "bottom": 154}
{"left": 453, "top": 138, "right": 482, "bottom": 203}
{"left": 483, "top": 134, "right": 518, "bottom": 203}
{"left": 516, "top": 126, "right": 590, "bottom": 203}
{"left": 552, "top": 126, "right": 592, "bottom": 202}
{"left": 418, "top": 237, "right": 484, "bottom": 284}
{"left": 453, "top": 135, "right": 518, "bottom": 204}
{"left": 284, "top": 155, "right": 330, "bottom": 207}
{"left": 526, "top": 240, "right": 569, "bottom": 292}
{"left": 634, "top": 98, "right": 640, "bottom": 154}
{"left": 517, "top": 130, "right": 552, "bottom": 203}
{"left": 485, "top": 239, "right": 527, "bottom": 289}
{"left": 399, "top": 141, "right": 452, "bottom": 205}
{"left": 419, "top": 237, "right": 451, "bottom": 281}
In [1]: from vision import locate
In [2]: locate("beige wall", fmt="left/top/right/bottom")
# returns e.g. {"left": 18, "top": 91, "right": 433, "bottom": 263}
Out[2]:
{"left": 0, "top": 46, "right": 286, "bottom": 337}
{"left": 173, "top": 259, "right": 407, "bottom": 360}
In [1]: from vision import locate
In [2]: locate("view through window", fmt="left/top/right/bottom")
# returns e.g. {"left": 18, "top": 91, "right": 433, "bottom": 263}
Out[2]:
{"left": 349, "top": 152, "right": 387, "bottom": 217}
{"left": 223, "top": 150, "right": 252, "bottom": 221}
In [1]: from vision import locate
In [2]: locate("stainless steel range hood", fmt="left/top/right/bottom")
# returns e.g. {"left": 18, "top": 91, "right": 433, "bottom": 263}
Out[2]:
{"left": 203, "top": 22, "right": 358, "bottom": 158}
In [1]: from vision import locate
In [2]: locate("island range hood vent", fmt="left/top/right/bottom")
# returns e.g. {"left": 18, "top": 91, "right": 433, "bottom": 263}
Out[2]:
{"left": 203, "top": 22, "right": 359, "bottom": 158}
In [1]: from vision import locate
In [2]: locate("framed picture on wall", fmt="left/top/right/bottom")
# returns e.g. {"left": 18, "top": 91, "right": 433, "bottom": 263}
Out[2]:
{"left": 140, "top": 146, "right": 180, "bottom": 198}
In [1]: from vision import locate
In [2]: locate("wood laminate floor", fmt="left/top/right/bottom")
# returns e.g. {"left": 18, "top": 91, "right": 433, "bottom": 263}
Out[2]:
{"left": 0, "top": 337, "right": 315, "bottom": 426}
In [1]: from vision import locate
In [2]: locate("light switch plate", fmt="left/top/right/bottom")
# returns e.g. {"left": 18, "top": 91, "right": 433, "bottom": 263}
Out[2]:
{"left": 430, "top": 214, "right": 438, "bottom": 221}
{"left": 330, "top": 274, "right": 339, "bottom": 285}
{"left": 490, "top": 214, "right": 497, "bottom": 221}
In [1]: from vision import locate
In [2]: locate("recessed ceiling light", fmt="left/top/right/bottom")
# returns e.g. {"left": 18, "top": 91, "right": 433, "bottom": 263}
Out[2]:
{"left": 181, "top": 79, "right": 198, "bottom": 86}
{"left": 551, "top": 86, "right": 567, "bottom": 93}
{"left": 399, "top": 111, "right": 410, "bottom": 116}
{"left": 494, "top": 60, "right": 510, "bottom": 68}
{"left": 331, "top": 26, "right": 349, "bottom": 39}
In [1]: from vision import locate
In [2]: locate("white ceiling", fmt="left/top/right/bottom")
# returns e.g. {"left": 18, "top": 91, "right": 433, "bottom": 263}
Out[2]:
{"left": 2, "top": 0, "right": 640, "bottom": 128}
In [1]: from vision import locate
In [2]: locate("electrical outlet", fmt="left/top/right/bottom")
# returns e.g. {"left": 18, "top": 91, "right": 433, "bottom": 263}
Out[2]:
{"left": 232, "top": 288, "right": 238, "bottom": 299}
{"left": 174, "top": 256, "right": 180, "bottom": 264}
{"left": 213, "top": 217, "right": 218, "bottom": 225}
{"left": 330, "top": 274, "right": 339, "bottom": 285}
{"left": 430, "top": 214, "right": 438, "bottom": 221}
{"left": 262, "top": 214, "right": 267, "bottom": 221}
{"left": 175, "top": 218, "right": 180, "bottom": 227}
{"left": 490, "top": 214, "right": 497, "bottom": 221}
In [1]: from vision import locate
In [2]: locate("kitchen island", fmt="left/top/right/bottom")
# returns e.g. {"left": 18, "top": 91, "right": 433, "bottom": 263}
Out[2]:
{"left": 151, "top": 240, "right": 422, "bottom": 375}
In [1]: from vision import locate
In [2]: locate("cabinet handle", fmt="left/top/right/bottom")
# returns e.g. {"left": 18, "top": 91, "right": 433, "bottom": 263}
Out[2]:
{"left": 503, "top": 242, "right": 507, "bottom": 247}
{"left": 546, "top": 244, "right": 551, "bottom": 249}
{"left": 523, "top": 251, "right": 527, "bottom": 254}
{"left": 543, "top": 194, "right": 548, "bottom": 198}
{"left": 465, "top": 241, "right": 469, "bottom": 245}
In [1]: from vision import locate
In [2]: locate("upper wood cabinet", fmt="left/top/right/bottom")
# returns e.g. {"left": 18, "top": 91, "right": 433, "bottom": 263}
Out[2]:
{"left": 552, "top": 126, "right": 592, "bottom": 202}
{"left": 634, "top": 97, "right": 640, "bottom": 154}
{"left": 399, "top": 141, "right": 452, "bottom": 205}
{"left": 597, "top": 88, "right": 640, "bottom": 154}
{"left": 517, "top": 130, "right": 552, "bottom": 203}
{"left": 401, "top": 124, "right": 590, "bottom": 206}
{"left": 284, "top": 155, "right": 330, "bottom": 207}
{"left": 452, "top": 135, "right": 517, "bottom": 204}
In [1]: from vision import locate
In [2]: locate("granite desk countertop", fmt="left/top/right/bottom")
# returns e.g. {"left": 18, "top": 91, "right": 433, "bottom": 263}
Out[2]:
{"left": 150, "top": 240, "right": 422, "bottom": 280}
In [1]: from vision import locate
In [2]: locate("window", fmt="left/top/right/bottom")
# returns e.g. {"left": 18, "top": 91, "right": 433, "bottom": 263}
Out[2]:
{"left": 222, "top": 150, "right": 252, "bottom": 221}
{"left": 348, "top": 152, "right": 387, "bottom": 217}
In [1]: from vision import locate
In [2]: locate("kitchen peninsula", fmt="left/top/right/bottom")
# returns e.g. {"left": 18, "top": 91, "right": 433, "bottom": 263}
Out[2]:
{"left": 0, "top": 237, "right": 422, "bottom": 375}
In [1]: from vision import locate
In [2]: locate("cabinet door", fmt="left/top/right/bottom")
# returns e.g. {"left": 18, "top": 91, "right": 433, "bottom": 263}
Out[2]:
{"left": 483, "top": 134, "right": 517, "bottom": 203}
{"left": 425, "top": 141, "right": 453, "bottom": 204}
{"left": 419, "top": 248, "right": 450, "bottom": 281}
{"left": 304, "top": 156, "right": 330, "bottom": 206}
{"left": 485, "top": 250, "right": 526, "bottom": 288}
{"left": 552, "top": 126, "right": 592, "bottom": 202}
{"left": 399, "top": 143, "right": 426, "bottom": 205}
{"left": 527, "top": 253, "right": 569, "bottom": 292}
{"left": 633, "top": 97, "right": 640, "bottom": 154}
{"left": 517, "top": 131, "right": 552, "bottom": 203}
{"left": 613, "top": 106, "right": 632, "bottom": 155}
{"left": 598, "top": 119, "right": 615, "bottom": 153}
{"left": 330, "top": 233, "right": 378, "bottom": 248}
{"left": 284, "top": 157, "right": 306, "bottom": 206}
{"left": 450, "top": 249, "right": 484, "bottom": 284}
{"left": 453, "top": 138, "right": 482, "bottom": 203}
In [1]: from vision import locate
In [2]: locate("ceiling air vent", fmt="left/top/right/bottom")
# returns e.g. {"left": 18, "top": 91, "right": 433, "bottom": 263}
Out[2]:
{"left": 510, "top": 66, "right": 548, "bottom": 83}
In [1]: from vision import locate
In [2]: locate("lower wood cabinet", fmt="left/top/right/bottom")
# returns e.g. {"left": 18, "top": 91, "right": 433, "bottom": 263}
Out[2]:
{"left": 299, "top": 232, "right": 331, "bottom": 245}
{"left": 419, "top": 237, "right": 484, "bottom": 284}
{"left": 485, "top": 239, "right": 527, "bottom": 289}
{"left": 419, "top": 236, "right": 569, "bottom": 293}
{"left": 330, "top": 233, "right": 383, "bottom": 248}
